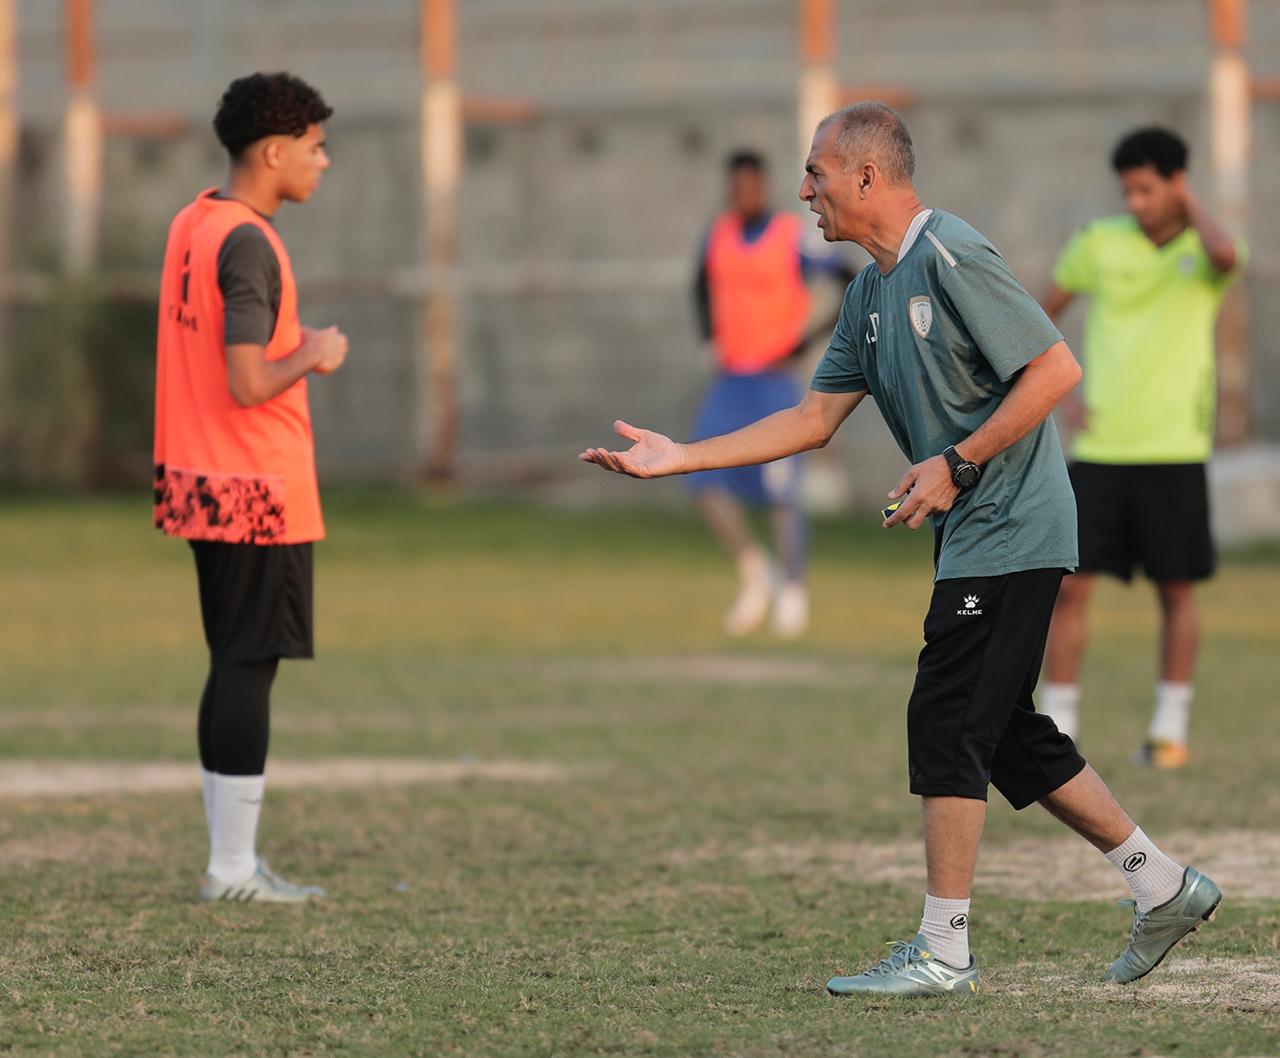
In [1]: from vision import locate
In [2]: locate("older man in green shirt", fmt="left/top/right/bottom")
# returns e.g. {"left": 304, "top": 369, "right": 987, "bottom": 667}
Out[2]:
{"left": 580, "top": 103, "right": 1220, "bottom": 997}
{"left": 1039, "top": 127, "right": 1245, "bottom": 768}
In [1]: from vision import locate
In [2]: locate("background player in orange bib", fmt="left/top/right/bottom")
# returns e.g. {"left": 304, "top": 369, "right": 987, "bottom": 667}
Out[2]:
{"left": 690, "top": 151, "right": 853, "bottom": 637}
{"left": 153, "top": 72, "right": 348, "bottom": 902}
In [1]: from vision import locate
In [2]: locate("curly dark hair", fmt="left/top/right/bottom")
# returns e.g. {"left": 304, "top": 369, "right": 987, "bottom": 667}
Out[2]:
{"left": 213, "top": 72, "right": 333, "bottom": 158}
{"left": 1111, "top": 127, "right": 1188, "bottom": 177}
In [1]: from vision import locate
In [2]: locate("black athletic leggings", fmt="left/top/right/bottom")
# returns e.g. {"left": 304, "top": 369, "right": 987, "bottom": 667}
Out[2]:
{"left": 197, "top": 657, "right": 279, "bottom": 775}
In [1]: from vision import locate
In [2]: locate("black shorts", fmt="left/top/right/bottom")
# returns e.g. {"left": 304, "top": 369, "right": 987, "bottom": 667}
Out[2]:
{"left": 191, "top": 541, "right": 314, "bottom": 663}
{"left": 907, "top": 568, "right": 1086, "bottom": 810}
{"left": 1071, "top": 462, "right": 1215, "bottom": 583}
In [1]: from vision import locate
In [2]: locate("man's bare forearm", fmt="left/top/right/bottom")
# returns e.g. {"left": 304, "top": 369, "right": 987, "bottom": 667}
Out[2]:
{"left": 681, "top": 389, "right": 864, "bottom": 473}
{"left": 682, "top": 406, "right": 821, "bottom": 473}
{"left": 263, "top": 342, "right": 323, "bottom": 395}
{"left": 955, "top": 341, "right": 1081, "bottom": 466}
{"left": 227, "top": 339, "right": 322, "bottom": 407}
{"left": 1185, "top": 192, "right": 1237, "bottom": 273}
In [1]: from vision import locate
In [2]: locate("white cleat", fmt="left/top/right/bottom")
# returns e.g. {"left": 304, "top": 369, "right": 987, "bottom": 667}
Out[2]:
{"left": 772, "top": 582, "right": 809, "bottom": 638}
{"left": 200, "top": 860, "right": 325, "bottom": 904}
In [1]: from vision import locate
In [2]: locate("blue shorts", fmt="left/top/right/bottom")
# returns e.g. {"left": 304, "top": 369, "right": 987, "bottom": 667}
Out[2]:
{"left": 686, "top": 369, "right": 803, "bottom": 506}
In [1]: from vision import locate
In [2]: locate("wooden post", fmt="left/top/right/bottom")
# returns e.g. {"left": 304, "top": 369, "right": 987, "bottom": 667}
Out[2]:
{"left": 1209, "top": 0, "right": 1251, "bottom": 447}
{"left": 797, "top": 0, "right": 838, "bottom": 166}
{"left": 0, "top": 0, "right": 16, "bottom": 435}
{"left": 420, "top": 0, "right": 462, "bottom": 485}
{"left": 0, "top": 0, "right": 15, "bottom": 278}
{"left": 63, "top": 0, "right": 101, "bottom": 277}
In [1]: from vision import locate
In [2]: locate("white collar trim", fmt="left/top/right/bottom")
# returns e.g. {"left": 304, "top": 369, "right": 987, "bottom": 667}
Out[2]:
{"left": 897, "top": 208, "right": 934, "bottom": 263}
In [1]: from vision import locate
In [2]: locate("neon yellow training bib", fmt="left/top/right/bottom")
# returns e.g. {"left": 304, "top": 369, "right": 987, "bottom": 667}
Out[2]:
{"left": 1052, "top": 215, "right": 1244, "bottom": 464}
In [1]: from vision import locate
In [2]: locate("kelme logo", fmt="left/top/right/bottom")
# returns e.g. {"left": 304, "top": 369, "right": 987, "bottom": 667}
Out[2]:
{"left": 949, "top": 913, "right": 968, "bottom": 930}
{"left": 957, "top": 594, "right": 983, "bottom": 616}
{"left": 1123, "top": 852, "right": 1147, "bottom": 872}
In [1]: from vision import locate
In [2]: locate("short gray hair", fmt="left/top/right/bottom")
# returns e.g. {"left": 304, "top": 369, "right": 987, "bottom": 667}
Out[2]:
{"left": 818, "top": 101, "right": 915, "bottom": 186}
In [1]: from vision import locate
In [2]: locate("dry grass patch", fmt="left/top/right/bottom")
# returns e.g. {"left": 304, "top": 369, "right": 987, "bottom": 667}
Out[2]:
{"left": 0, "top": 756, "right": 577, "bottom": 800}
{"left": 992, "top": 955, "right": 1280, "bottom": 1015}
{"left": 557, "top": 653, "right": 877, "bottom": 686}
{"left": 672, "top": 829, "right": 1280, "bottom": 901}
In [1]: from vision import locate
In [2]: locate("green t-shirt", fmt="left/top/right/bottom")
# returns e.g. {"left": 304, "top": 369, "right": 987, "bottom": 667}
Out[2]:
{"left": 812, "top": 210, "right": 1078, "bottom": 581}
{"left": 1052, "top": 215, "right": 1245, "bottom": 464}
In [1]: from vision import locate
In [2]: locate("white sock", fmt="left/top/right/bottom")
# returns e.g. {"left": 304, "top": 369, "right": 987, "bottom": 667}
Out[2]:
{"left": 1104, "top": 827, "right": 1185, "bottom": 912}
{"left": 1148, "top": 682, "right": 1193, "bottom": 744}
{"left": 206, "top": 773, "right": 265, "bottom": 885}
{"left": 918, "top": 894, "right": 971, "bottom": 969}
{"left": 1040, "top": 682, "right": 1081, "bottom": 742}
{"left": 201, "top": 768, "right": 216, "bottom": 833}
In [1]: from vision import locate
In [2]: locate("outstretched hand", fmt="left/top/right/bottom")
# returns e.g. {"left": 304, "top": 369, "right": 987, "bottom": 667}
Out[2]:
{"left": 578, "top": 420, "right": 690, "bottom": 479}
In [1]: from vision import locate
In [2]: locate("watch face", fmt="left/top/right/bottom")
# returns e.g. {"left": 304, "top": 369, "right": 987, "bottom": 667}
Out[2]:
{"left": 956, "top": 464, "right": 980, "bottom": 488}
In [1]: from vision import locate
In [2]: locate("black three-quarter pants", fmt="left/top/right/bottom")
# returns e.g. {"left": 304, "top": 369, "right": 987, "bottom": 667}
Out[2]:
{"left": 906, "top": 567, "right": 1086, "bottom": 810}
{"left": 191, "top": 541, "right": 314, "bottom": 775}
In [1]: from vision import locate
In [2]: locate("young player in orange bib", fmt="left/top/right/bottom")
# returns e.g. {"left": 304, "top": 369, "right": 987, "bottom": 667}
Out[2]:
{"left": 154, "top": 72, "right": 347, "bottom": 902}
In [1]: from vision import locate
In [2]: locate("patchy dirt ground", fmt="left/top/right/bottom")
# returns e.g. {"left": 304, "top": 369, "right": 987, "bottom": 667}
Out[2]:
{"left": 550, "top": 653, "right": 878, "bottom": 687}
{"left": 0, "top": 756, "right": 575, "bottom": 799}
{"left": 997, "top": 956, "right": 1280, "bottom": 1016}
{"left": 670, "top": 829, "right": 1280, "bottom": 901}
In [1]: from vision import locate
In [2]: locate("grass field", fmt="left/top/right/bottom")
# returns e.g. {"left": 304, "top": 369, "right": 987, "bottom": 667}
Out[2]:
{"left": 1, "top": 492, "right": 1277, "bottom": 1057}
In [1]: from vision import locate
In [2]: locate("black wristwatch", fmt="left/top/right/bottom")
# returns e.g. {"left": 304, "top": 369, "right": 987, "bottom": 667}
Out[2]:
{"left": 942, "top": 445, "right": 981, "bottom": 489}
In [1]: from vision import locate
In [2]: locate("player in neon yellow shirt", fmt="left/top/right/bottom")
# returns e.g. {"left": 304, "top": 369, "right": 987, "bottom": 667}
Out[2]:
{"left": 1039, "top": 127, "right": 1245, "bottom": 768}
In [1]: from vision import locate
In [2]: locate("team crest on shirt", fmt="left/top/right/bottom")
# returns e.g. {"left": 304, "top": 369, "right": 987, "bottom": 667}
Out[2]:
{"left": 909, "top": 296, "right": 933, "bottom": 338}
{"left": 1179, "top": 254, "right": 1196, "bottom": 276}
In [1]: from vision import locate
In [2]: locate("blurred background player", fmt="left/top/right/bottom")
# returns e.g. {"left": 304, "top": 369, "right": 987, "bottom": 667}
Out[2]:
{"left": 690, "top": 150, "right": 854, "bottom": 637}
{"left": 1039, "top": 127, "right": 1245, "bottom": 766}
{"left": 153, "top": 73, "right": 348, "bottom": 901}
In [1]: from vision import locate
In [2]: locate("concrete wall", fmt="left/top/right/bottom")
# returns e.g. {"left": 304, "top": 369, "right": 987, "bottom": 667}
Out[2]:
{"left": 6, "top": 0, "right": 1279, "bottom": 502}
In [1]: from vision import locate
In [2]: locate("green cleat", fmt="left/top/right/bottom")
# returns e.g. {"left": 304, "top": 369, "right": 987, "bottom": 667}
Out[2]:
{"left": 827, "top": 934, "right": 979, "bottom": 997}
{"left": 199, "top": 860, "right": 326, "bottom": 904}
{"left": 1105, "top": 866, "right": 1221, "bottom": 983}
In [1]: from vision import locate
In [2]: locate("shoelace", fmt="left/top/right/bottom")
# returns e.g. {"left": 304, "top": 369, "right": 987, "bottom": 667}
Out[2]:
{"left": 257, "top": 860, "right": 285, "bottom": 887}
{"left": 1117, "top": 898, "right": 1148, "bottom": 944}
{"left": 257, "top": 859, "right": 321, "bottom": 895}
{"left": 866, "top": 940, "right": 923, "bottom": 976}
